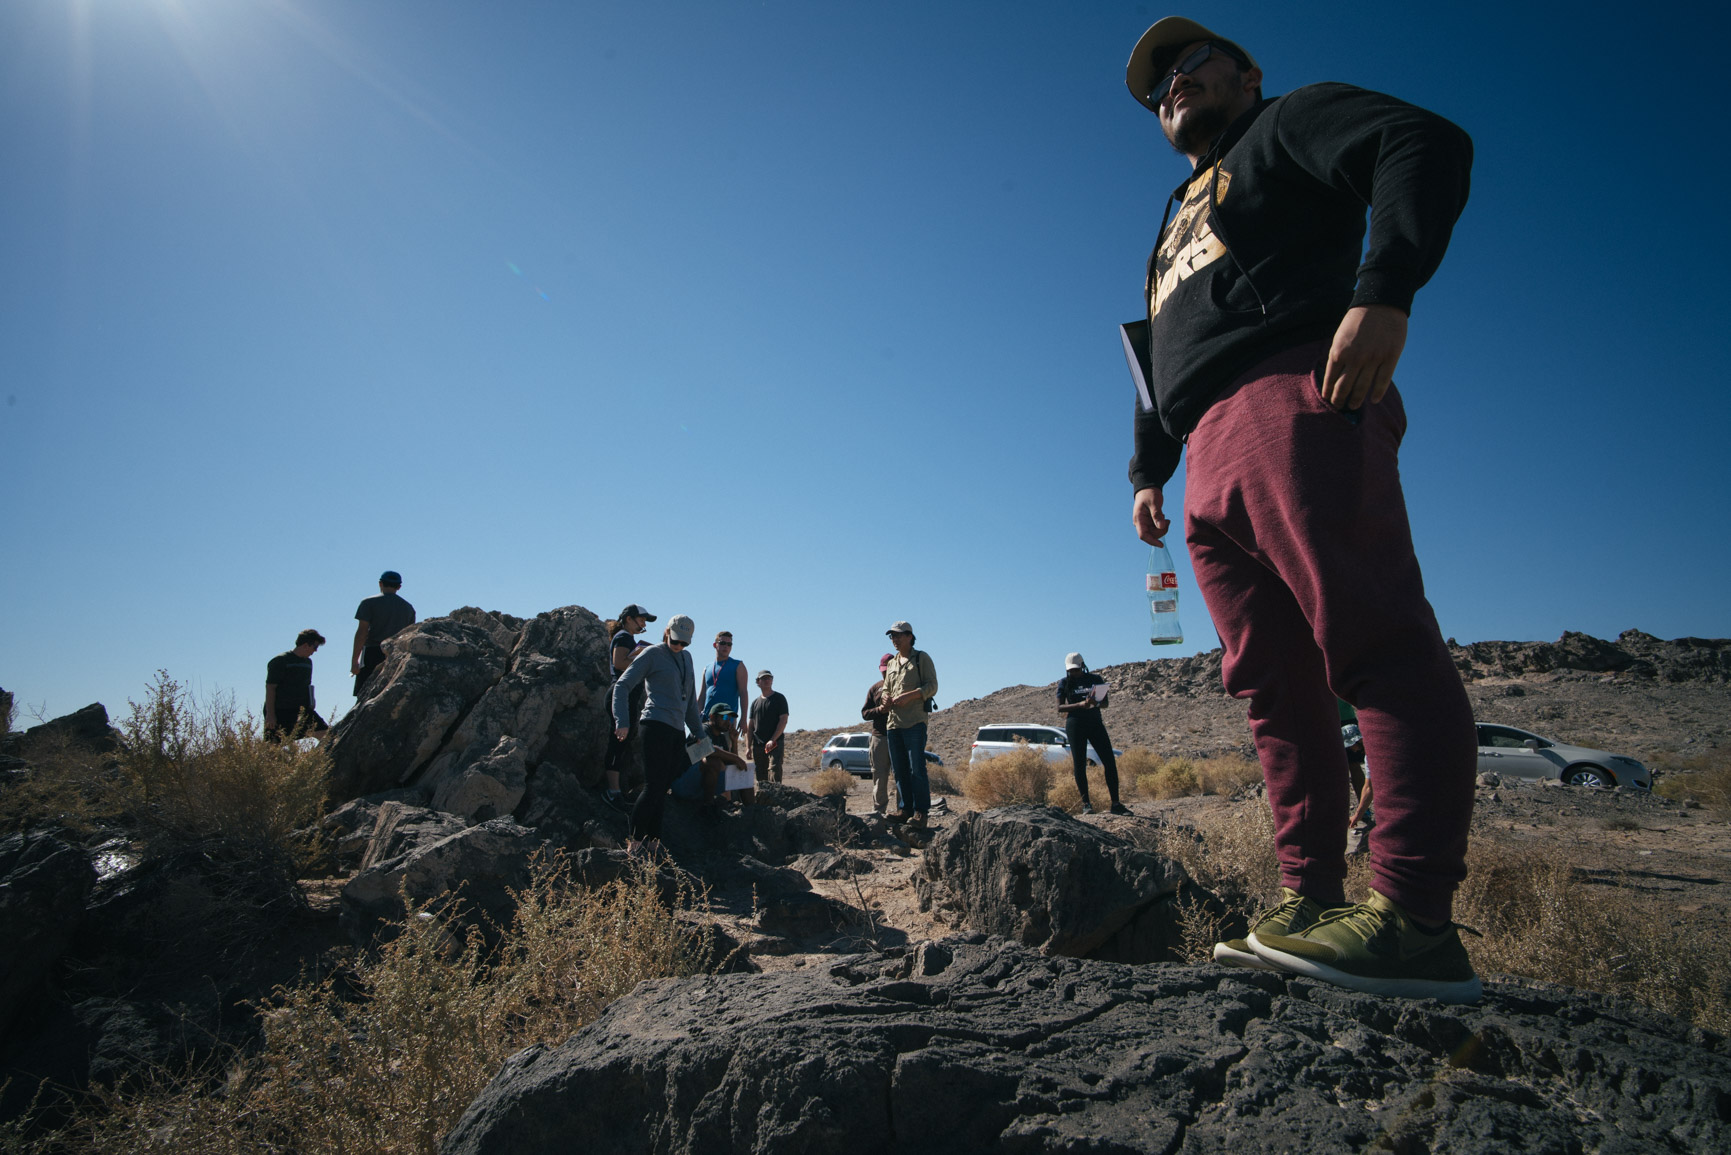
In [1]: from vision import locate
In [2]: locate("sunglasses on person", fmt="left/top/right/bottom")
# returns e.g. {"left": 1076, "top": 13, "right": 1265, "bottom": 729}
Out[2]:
{"left": 1149, "top": 42, "right": 1250, "bottom": 106}
{"left": 669, "top": 639, "right": 688, "bottom": 649}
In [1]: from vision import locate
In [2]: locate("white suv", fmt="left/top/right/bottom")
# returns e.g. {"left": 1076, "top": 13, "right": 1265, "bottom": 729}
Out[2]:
{"left": 968, "top": 724, "right": 1118, "bottom": 769}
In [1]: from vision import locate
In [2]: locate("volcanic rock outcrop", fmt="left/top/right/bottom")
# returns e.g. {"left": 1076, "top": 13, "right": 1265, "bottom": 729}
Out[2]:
{"left": 325, "top": 605, "right": 615, "bottom": 812}
{"left": 915, "top": 806, "right": 1191, "bottom": 962}
{"left": 442, "top": 937, "right": 1731, "bottom": 1155}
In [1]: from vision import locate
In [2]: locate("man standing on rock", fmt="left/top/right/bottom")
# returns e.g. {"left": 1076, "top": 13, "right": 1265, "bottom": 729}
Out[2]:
{"left": 882, "top": 622, "right": 938, "bottom": 828}
{"left": 1122, "top": 17, "right": 1479, "bottom": 1002}
{"left": 351, "top": 570, "right": 416, "bottom": 699}
{"left": 861, "top": 653, "right": 894, "bottom": 815}
{"left": 748, "top": 671, "right": 789, "bottom": 784}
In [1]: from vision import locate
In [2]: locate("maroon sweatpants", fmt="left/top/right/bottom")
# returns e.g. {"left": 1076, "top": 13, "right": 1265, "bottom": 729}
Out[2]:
{"left": 1184, "top": 342, "right": 1475, "bottom": 924}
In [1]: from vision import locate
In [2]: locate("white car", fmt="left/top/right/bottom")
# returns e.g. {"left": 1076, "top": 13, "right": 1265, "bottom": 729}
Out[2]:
{"left": 968, "top": 724, "right": 1120, "bottom": 769}
{"left": 1474, "top": 723, "right": 1650, "bottom": 789}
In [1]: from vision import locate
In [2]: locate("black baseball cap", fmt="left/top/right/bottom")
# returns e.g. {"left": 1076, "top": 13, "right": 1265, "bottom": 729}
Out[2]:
{"left": 379, "top": 570, "right": 403, "bottom": 586}
{"left": 618, "top": 604, "right": 657, "bottom": 622}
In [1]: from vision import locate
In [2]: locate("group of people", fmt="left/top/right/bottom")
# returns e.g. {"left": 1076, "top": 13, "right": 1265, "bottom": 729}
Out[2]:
{"left": 264, "top": 570, "right": 415, "bottom": 741}
{"left": 260, "top": 14, "right": 1486, "bottom": 1005}
{"left": 603, "top": 607, "right": 797, "bottom": 858}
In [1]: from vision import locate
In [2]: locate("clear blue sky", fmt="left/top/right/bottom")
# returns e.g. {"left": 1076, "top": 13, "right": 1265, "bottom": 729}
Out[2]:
{"left": 4, "top": 1, "right": 1727, "bottom": 734}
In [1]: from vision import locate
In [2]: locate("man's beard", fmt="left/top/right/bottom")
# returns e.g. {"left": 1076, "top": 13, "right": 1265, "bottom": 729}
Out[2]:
{"left": 1163, "top": 101, "right": 1234, "bottom": 157}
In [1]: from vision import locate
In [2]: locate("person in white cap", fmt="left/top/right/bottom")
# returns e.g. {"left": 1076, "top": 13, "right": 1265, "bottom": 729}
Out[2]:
{"left": 1055, "top": 653, "right": 1128, "bottom": 815}
{"left": 1121, "top": 16, "right": 1479, "bottom": 1003}
{"left": 610, "top": 613, "right": 705, "bottom": 856}
{"left": 882, "top": 621, "right": 938, "bottom": 827}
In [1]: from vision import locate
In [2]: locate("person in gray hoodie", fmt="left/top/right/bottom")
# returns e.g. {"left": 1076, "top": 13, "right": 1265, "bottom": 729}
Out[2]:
{"left": 611, "top": 613, "right": 705, "bottom": 855}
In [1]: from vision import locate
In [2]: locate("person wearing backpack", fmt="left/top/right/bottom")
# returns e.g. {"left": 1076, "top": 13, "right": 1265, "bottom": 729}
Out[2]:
{"left": 882, "top": 621, "right": 938, "bottom": 828}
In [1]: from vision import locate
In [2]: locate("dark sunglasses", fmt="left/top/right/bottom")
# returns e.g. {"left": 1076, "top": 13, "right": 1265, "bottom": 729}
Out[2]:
{"left": 669, "top": 639, "right": 688, "bottom": 648}
{"left": 1149, "top": 42, "right": 1248, "bottom": 106}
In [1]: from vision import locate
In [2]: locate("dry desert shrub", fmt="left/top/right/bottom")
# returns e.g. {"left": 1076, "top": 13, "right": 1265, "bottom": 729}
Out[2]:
{"left": 1154, "top": 798, "right": 1280, "bottom": 909}
{"left": 1653, "top": 749, "right": 1731, "bottom": 811}
{"left": 810, "top": 768, "right": 854, "bottom": 797}
{"left": 1047, "top": 766, "right": 1114, "bottom": 813}
{"left": 1449, "top": 841, "right": 1731, "bottom": 1033}
{"left": 961, "top": 745, "right": 1056, "bottom": 808}
{"left": 30, "top": 853, "right": 710, "bottom": 1154}
{"left": 1130, "top": 752, "right": 1262, "bottom": 799}
{"left": 926, "top": 764, "right": 960, "bottom": 795}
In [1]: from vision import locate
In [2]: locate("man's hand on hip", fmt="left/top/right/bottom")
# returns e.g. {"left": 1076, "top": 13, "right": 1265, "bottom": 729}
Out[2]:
{"left": 1133, "top": 487, "right": 1170, "bottom": 546}
{"left": 1323, "top": 304, "right": 1407, "bottom": 411}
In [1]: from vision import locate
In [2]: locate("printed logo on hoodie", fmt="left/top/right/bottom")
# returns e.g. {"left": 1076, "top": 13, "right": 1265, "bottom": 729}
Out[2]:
{"left": 1150, "top": 162, "right": 1232, "bottom": 317}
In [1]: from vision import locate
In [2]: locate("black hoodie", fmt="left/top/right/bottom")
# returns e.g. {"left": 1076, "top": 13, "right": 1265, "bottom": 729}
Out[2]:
{"left": 1129, "top": 82, "right": 1473, "bottom": 492}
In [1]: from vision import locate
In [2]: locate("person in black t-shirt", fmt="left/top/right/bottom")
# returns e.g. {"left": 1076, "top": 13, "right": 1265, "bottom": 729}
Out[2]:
{"left": 1056, "top": 653, "right": 1128, "bottom": 815}
{"left": 351, "top": 570, "right": 416, "bottom": 698}
{"left": 748, "top": 671, "right": 789, "bottom": 784}
{"left": 267, "top": 629, "right": 329, "bottom": 740}
{"left": 602, "top": 604, "right": 656, "bottom": 809}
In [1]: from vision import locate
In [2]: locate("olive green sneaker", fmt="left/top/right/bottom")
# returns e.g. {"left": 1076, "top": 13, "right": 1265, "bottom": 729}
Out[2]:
{"left": 1212, "top": 888, "right": 1341, "bottom": 971}
{"left": 1249, "top": 890, "right": 1483, "bottom": 1004}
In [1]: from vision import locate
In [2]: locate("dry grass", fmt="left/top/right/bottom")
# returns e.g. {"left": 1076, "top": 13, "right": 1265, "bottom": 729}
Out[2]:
{"left": 1653, "top": 749, "right": 1731, "bottom": 811}
{"left": 1128, "top": 749, "right": 1262, "bottom": 799}
{"left": 926, "top": 764, "right": 960, "bottom": 795}
{"left": 22, "top": 852, "right": 712, "bottom": 1154}
{"left": 1451, "top": 841, "right": 1731, "bottom": 1033}
{"left": 1048, "top": 766, "right": 1114, "bottom": 813}
{"left": 960, "top": 746, "right": 1057, "bottom": 808}
{"left": 810, "top": 768, "right": 854, "bottom": 797}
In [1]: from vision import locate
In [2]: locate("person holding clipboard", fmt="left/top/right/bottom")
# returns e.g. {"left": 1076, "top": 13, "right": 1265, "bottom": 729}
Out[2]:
{"left": 1056, "top": 653, "right": 1128, "bottom": 815}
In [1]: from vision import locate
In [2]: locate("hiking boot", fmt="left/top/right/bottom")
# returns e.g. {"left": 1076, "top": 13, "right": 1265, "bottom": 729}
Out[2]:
{"left": 1213, "top": 888, "right": 1341, "bottom": 971}
{"left": 1249, "top": 890, "right": 1483, "bottom": 1004}
{"left": 1109, "top": 801, "right": 1132, "bottom": 816}
{"left": 1079, "top": 800, "right": 1095, "bottom": 815}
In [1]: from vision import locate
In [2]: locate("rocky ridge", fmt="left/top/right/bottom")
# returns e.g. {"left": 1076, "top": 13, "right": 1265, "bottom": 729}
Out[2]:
{"left": 442, "top": 936, "right": 1731, "bottom": 1155}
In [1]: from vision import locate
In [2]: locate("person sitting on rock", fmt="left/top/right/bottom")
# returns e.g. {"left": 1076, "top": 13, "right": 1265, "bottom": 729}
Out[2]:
{"left": 700, "top": 703, "right": 753, "bottom": 808}
{"left": 266, "top": 629, "right": 329, "bottom": 742}
{"left": 610, "top": 614, "right": 706, "bottom": 858}
{"left": 1056, "top": 652, "right": 1129, "bottom": 815}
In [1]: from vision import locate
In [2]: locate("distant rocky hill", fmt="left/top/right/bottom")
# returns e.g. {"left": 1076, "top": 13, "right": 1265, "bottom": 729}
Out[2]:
{"left": 785, "top": 631, "right": 1731, "bottom": 772}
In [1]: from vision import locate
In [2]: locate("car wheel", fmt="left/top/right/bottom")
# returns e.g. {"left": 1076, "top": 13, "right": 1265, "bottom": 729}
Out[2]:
{"left": 827, "top": 759, "right": 846, "bottom": 771}
{"left": 1563, "top": 765, "right": 1614, "bottom": 788}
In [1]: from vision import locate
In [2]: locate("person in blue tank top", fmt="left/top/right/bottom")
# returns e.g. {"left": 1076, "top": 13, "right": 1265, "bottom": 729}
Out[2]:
{"left": 700, "top": 631, "right": 750, "bottom": 741}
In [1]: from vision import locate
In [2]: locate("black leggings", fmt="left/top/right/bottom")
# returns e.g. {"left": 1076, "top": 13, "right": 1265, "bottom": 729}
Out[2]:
{"left": 1066, "top": 712, "right": 1120, "bottom": 804}
{"left": 630, "top": 720, "right": 687, "bottom": 842}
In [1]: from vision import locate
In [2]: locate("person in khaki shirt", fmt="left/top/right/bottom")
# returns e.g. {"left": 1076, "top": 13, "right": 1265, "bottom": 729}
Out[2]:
{"left": 881, "top": 620, "right": 938, "bottom": 827}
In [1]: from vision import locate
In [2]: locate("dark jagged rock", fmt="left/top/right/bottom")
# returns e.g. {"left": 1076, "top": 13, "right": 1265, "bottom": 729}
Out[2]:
{"left": 915, "top": 807, "right": 1186, "bottom": 961}
{"left": 0, "top": 831, "right": 96, "bottom": 1038}
{"left": 0, "top": 703, "right": 120, "bottom": 757}
{"left": 418, "top": 607, "right": 612, "bottom": 816}
{"left": 326, "top": 617, "right": 513, "bottom": 799}
{"left": 791, "top": 851, "right": 874, "bottom": 880}
{"left": 442, "top": 938, "right": 1731, "bottom": 1155}
{"left": 340, "top": 815, "right": 546, "bottom": 945}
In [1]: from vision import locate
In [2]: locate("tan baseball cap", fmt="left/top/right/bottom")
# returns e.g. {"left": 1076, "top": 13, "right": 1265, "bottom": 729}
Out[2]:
{"left": 1126, "top": 16, "right": 1258, "bottom": 113}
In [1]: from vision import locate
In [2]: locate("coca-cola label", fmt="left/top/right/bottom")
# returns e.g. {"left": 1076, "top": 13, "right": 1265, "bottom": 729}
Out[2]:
{"left": 1146, "top": 572, "right": 1178, "bottom": 590}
